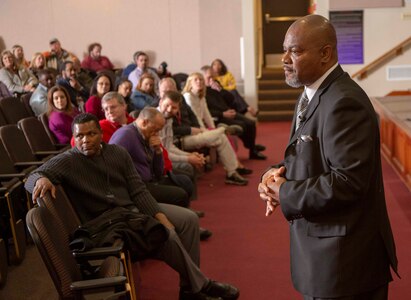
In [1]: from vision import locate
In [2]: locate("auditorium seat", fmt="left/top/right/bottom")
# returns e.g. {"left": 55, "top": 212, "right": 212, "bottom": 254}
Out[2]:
{"left": 26, "top": 203, "right": 129, "bottom": 300}
{"left": 18, "top": 117, "right": 70, "bottom": 154}
{"left": 0, "top": 97, "right": 31, "bottom": 124}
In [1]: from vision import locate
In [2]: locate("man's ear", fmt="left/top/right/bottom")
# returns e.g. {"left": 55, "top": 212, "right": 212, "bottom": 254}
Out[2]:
{"left": 141, "top": 118, "right": 149, "bottom": 128}
{"left": 320, "top": 44, "right": 332, "bottom": 63}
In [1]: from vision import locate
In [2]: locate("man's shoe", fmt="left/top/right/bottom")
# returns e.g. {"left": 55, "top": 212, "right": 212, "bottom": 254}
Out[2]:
{"left": 201, "top": 280, "right": 240, "bottom": 300}
{"left": 217, "top": 123, "right": 243, "bottom": 136}
{"left": 179, "top": 289, "right": 222, "bottom": 300}
{"left": 236, "top": 167, "right": 253, "bottom": 175}
{"left": 255, "top": 144, "right": 266, "bottom": 151}
{"left": 225, "top": 172, "right": 248, "bottom": 186}
{"left": 200, "top": 227, "right": 213, "bottom": 241}
{"left": 249, "top": 150, "right": 267, "bottom": 160}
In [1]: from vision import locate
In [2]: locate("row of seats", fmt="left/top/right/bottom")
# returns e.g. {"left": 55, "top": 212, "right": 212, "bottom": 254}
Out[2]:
{"left": 0, "top": 97, "right": 137, "bottom": 298}
{"left": 28, "top": 185, "right": 135, "bottom": 299}
{"left": 0, "top": 94, "right": 35, "bottom": 126}
{"left": 0, "top": 95, "right": 69, "bottom": 288}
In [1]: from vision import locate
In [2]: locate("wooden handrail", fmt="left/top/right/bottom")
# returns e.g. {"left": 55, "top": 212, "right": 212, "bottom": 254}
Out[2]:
{"left": 352, "top": 36, "right": 411, "bottom": 80}
{"left": 256, "top": 0, "right": 263, "bottom": 79}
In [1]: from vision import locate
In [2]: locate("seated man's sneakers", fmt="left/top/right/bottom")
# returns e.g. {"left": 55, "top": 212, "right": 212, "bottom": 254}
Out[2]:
{"left": 217, "top": 123, "right": 243, "bottom": 136}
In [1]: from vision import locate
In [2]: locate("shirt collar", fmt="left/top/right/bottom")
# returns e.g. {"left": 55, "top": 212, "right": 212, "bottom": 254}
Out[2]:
{"left": 305, "top": 62, "right": 339, "bottom": 101}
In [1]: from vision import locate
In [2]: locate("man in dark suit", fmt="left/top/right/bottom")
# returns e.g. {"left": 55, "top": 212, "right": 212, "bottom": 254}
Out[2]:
{"left": 258, "top": 15, "right": 398, "bottom": 299}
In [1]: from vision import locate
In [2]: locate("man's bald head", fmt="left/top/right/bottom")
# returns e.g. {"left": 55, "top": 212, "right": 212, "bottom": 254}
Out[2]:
{"left": 282, "top": 15, "right": 338, "bottom": 87}
{"left": 290, "top": 15, "right": 337, "bottom": 56}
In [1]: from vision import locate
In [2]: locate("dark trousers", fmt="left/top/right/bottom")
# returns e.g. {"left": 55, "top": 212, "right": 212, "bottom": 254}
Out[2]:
{"left": 146, "top": 177, "right": 190, "bottom": 208}
{"left": 303, "top": 284, "right": 389, "bottom": 300}
{"left": 219, "top": 113, "right": 256, "bottom": 150}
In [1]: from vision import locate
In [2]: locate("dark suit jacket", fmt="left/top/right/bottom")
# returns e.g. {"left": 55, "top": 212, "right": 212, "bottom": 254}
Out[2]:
{"left": 278, "top": 65, "right": 398, "bottom": 297}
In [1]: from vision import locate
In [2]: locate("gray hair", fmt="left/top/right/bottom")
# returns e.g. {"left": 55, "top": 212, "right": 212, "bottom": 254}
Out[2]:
{"left": 159, "top": 77, "right": 177, "bottom": 89}
{"left": 101, "top": 91, "right": 126, "bottom": 105}
{"left": 137, "top": 107, "right": 163, "bottom": 122}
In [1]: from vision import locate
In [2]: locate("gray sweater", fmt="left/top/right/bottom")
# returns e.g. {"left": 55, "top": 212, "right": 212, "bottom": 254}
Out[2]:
{"left": 25, "top": 143, "right": 161, "bottom": 222}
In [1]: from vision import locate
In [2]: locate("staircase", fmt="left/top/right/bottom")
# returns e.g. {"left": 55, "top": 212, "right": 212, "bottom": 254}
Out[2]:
{"left": 257, "top": 68, "right": 303, "bottom": 121}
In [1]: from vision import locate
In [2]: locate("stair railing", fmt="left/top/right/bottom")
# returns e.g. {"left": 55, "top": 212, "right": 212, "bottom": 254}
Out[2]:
{"left": 256, "top": 0, "right": 263, "bottom": 79}
{"left": 351, "top": 36, "right": 411, "bottom": 80}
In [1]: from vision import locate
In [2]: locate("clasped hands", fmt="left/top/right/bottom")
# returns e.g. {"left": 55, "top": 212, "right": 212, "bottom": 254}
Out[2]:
{"left": 258, "top": 166, "right": 286, "bottom": 216}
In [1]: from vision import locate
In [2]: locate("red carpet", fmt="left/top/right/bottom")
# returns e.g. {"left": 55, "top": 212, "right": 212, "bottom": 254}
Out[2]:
{"left": 137, "top": 121, "right": 411, "bottom": 300}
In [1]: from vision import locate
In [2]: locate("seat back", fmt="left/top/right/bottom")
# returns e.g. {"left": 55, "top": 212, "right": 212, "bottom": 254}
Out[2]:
{"left": 0, "top": 110, "right": 7, "bottom": 126}
{"left": 172, "top": 73, "right": 188, "bottom": 91}
{"left": 0, "top": 238, "right": 7, "bottom": 286}
{"left": 39, "top": 113, "right": 59, "bottom": 145}
{"left": 0, "top": 141, "right": 21, "bottom": 175}
{"left": 37, "top": 185, "right": 138, "bottom": 300}
{"left": 0, "top": 140, "right": 37, "bottom": 181}
{"left": 18, "top": 117, "right": 57, "bottom": 152}
{"left": 0, "top": 124, "right": 40, "bottom": 163}
{"left": 36, "top": 185, "right": 81, "bottom": 245}
{"left": 20, "top": 92, "right": 35, "bottom": 117}
{"left": 26, "top": 205, "right": 83, "bottom": 299}
{"left": 0, "top": 97, "right": 31, "bottom": 124}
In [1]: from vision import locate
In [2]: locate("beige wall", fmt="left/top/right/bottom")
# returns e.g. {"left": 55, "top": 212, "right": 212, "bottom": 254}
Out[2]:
{"left": 0, "top": 0, "right": 243, "bottom": 79}
{"left": 316, "top": 0, "right": 411, "bottom": 97}
{"left": 2, "top": 0, "right": 409, "bottom": 100}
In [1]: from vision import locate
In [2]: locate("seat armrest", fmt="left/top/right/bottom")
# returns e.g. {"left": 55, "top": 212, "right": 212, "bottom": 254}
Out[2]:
{"left": 0, "top": 173, "right": 26, "bottom": 179}
{"left": 55, "top": 144, "right": 70, "bottom": 150}
{"left": 34, "top": 150, "right": 61, "bottom": 156}
{"left": 73, "top": 243, "right": 124, "bottom": 259}
{"left": 70, "top": 276, "right": 127, "bottom": 290}
{"left": 14, "top": 161, "right": 43, "bottom": 167}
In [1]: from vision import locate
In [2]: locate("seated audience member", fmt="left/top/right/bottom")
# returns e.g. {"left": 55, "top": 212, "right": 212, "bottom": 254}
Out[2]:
{"left": 121, "top": 51, "right": 139, "bottom": 78}
{"left": 30, "top": 69, "right": 56, "bottom": 116}
{"left": 73, "top": 59, "right": 95, "bottom": 92}
{"left": 29, "top": 52, "right": 49, "bottom": 79}
{"left": 100, "top": 91, "right": 134, "bottom": 142}
{"left": 211, "top": 58, "right": 257, "bottom": 117}
{"left": 109, "top": 107, "right": 190, "bottom": 208}
{"left": 85, "top": 72, "right": 113, "bottom": 120}
{"left": 81, "top": 42, "right": 114, "bottom": 75}
{"left": 159, "top": 79, "right": 250, "bottom": 177}
{"left": 130, "top": 72, "right": 157, "bottom": 110}
{"left": 201, "top": 66, "right": 266, "bottom": 160}
{"left": 57, "top": 61, "right": 89, "bottom": 110}
{"left": 116, "top": 78, "right": 134, "bottom": 113}
{"left": 127, "top": 51, "right": 160, "bottom": 91}
{"left": 0, "top": 80, "right": 12, "bottom": 99}
{"left": 12, "top": 45, "right": 30, "bottom": 68}
{"left": 25, "top": 113, "right": 240, "bottom": 300}
{"left": 160, "top": 87, "right": 248, "bottom": 186}
{"left": 110, "top": 107, "right": 211, "bottom": 240}
{"left": 44, "top": 38, "right": 79, "bottom": 71}
{"left": 47, "top": 86, "right": 79, "bottom": 144}
{"left": 0, "top": 50, "right": 38, "bottom": 95}
{"left": 156, "top": 61, "right": 171, "bottom": 79}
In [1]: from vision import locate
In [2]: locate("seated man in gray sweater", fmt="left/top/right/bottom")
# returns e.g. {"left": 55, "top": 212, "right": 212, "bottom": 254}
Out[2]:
{"left": 25, "top": 113, "right": 239, "bottom": 300}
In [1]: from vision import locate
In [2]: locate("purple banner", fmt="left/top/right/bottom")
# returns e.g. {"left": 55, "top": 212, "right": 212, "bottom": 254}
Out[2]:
{"left": 330, "top": 11, "right": 364, "bottom": 64}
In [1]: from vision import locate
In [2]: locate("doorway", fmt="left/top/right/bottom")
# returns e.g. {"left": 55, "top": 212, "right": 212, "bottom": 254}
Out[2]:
{"left": 261, "top": 0, "right": 310, "bottom": 67}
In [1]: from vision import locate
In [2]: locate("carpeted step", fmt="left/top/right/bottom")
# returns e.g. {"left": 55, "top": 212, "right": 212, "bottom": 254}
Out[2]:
{"left": 258, "top": 89, "right": 302, "bottom": 100}
{"left": 260, "top": 68, "right": 284, "bottom": 80}
{"left": 258, "top": 110, "right": 295, "bottom": 121}
{"left": 257, "top": 68, "right": 300, "bottom": 122}
{"left": 258, "top": 99, "right": 296, "bottom": 111}
{"left": 258, "top": 79, "right": 290, "bottom": 90}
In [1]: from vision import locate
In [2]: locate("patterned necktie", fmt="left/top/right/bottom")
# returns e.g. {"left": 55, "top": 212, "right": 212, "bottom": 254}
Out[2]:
{"left": 295, "top": 91, "right": 309, "bottom": 131}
